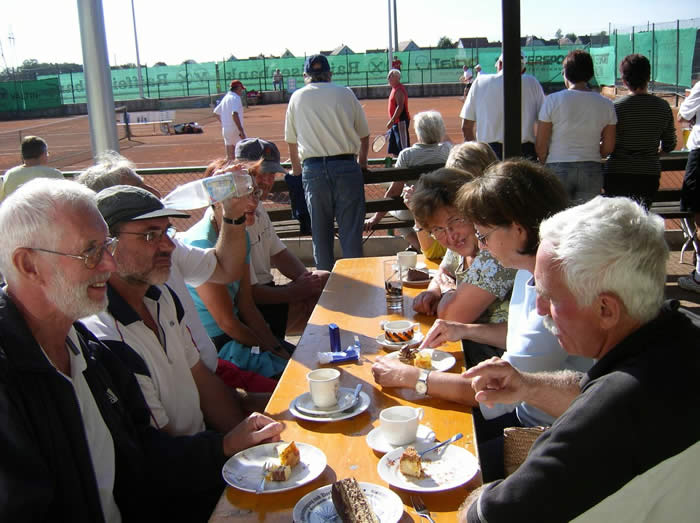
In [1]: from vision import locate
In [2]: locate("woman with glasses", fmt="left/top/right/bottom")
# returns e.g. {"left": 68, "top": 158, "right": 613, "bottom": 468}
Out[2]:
{"left": 422, "top": 160, "right": 593, "bottom": 480}
{"left": 181, "top": 159, "right": 289, "bottom": 379}
{"left": 409, "top": 168, "right": 516, "bottom": 328}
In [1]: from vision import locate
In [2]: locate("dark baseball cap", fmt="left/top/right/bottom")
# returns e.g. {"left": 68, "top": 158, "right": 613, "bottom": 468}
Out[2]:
{"left": 235, "top": 138, "right": 287, "bottom": 174}
{"left": 230, "top": 79, "right": 245, "bottom": 90}
{"left": 96, "top": 185, "right": 190, "bottom": 228}
{"left": 304, "top": 54, "right": 330, "bottom": 74}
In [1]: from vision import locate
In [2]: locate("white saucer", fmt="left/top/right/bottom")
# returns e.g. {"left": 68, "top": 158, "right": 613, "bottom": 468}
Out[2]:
{"left": 290, "top": 391, "right": 370, "bottom": 422}
{"left": 382, "top": 349, "right": 456, "bottom": 372}
{"left": 294, "top": 388, "right": 360, "bottom": 415}
{"left": 402, "top": 269, "right": 437, "bottom": 287}
{"left": 376, "top": 331, "right": 424, "bottom": 351}
{"left": 366, "top": 424, "right": 436, "bottom": 454}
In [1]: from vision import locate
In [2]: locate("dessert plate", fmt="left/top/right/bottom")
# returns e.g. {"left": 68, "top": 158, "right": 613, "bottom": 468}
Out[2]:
{"left": 222, "top": 442, "right": 326, "bottom": 494}
{"left": 294, "top": 388, "right": 360, "bottom": 415}
{"left": 377, "top": 444, "right": 478, "bottom": 492}
{"left": 376, "top": 331, "right": 424, "bottom": 350}
{"left": 292, "top": 481, "right": 403, "bottom": 523}
{"left": 382, "top": 349, "right": 456, "bottom": 372}
{"left": 366, "top": 424, "right": 436, "bottom": 454}
{"left": 290, "top": 391, "right": 370, "bottom": 422}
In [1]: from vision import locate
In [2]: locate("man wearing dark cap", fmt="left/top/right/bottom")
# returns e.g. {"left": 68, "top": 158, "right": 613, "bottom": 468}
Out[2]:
{"left": 82, "top": 185, "right": 271, "bottom": 438}
{"left": 214, "top": 79, "right": 247, "bottom": 159}
{"left": 0, "top": 179, "right": 282, "bottom": 522}
{"left": 284, "top": 54, "right": 370, "bottom": 271}
{"left": 236, "top": 138, "right": 330, "bottom": 337}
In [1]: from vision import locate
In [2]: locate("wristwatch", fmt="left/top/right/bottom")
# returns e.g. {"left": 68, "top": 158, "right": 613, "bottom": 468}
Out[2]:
{"left": 223, "top": 215, "right": 246, "bottom": 225}
{"left": 415, "top": 369, "right": 431, "bottom": 394}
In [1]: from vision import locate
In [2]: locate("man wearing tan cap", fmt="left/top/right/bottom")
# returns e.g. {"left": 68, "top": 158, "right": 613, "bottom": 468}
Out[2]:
{"left": 214, "top": 79, "right": 247, "bottom": 158}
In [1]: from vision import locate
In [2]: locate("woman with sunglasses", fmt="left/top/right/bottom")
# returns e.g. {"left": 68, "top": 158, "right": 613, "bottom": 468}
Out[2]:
{"left": 181, "top": 159, "right": 289, "bottom": 379}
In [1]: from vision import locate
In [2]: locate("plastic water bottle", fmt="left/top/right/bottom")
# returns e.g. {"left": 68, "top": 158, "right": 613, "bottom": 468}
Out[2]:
{"left": 162, "top": 171, "right": 254, "bottom": 210}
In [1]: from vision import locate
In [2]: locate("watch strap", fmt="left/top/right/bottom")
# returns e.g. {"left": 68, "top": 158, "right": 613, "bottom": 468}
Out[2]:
{"left": 223, "top": 215, "right": 246, "bottom": 225}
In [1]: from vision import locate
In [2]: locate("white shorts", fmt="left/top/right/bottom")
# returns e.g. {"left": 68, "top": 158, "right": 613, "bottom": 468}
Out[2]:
{"left": 222, "top": 127, "right": 238, "bottom": 146}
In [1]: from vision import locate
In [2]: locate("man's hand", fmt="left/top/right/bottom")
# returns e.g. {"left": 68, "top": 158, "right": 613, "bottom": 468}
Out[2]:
{"left": 222, "top": 412, "right": 284, "bottom": 456}
{"left": 371, "top": 356, "right": 419, "bottom": 388}
{"left": 401, "top": 184, "right": 415, "bottom": 208}
{"left": 364, "top": 213, "right": 381, "bottom": 231}
{"left": 288, "top": 271, "right": 323, "bottom": 301}
{"left": 463, "top": 358, "right": 526, "bottom": 408}
{"left": 386, "top": 119, "right": 393, "bottom": 130}
{"left": 421, "top": 318, "right": 468, "bottom": 348}
{"left": 413, "top": 290, "right": 440, "bottom": 316}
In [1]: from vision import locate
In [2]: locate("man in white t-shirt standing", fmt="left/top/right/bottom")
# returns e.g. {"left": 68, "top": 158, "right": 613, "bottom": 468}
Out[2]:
{"left": 285, "top": 54, "right": 370, "bottom": 270}
{"left": 235, "top": 138, "right": 330, "bottom": 337}
{"left": 460, "top": 53, "right": 544, "bottom": 160}
{"left": 214, "top": 80, "right": 247, "bottom": 159}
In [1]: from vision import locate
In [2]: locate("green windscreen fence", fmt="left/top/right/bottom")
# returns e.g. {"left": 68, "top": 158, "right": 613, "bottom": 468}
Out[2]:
{"left": 615, "top": 28, "right": 696, "bottom": 86}
{"left": 0, "top": 77, "right": 62, "bottom": 112}
{"left": 0, "top": 25, "right": 692, "bottom": 112}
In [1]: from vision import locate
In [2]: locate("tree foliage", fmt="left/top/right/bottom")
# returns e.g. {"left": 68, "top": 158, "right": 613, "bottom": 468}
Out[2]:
{"left": 437, "top": 36, "right": 454, "bottom": 49}
{"left": 0, "top": 59, "right": 83, "bottom": 81}
{"left": 554, "top": 28, "right": 563, "bottom": 39}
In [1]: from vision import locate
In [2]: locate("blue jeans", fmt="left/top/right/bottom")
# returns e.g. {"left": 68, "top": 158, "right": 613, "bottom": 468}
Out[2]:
{"left": 547, "top": 161, "right": 603, "bottom": 204}
{"left": 302, "top": 158, "right": 365, "bottom": 270}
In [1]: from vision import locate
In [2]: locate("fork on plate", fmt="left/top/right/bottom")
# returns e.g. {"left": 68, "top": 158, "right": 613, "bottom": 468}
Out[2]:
{"left": 411, "top": 495, "right": 435, "bottom": 523}
{"left": 255, "top": 461, "right": 273, "bottom": 494}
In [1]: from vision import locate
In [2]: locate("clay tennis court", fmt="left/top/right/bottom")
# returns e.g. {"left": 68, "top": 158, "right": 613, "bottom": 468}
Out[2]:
{"left": 0, "top": 96, "right": 466, "bottom": 172}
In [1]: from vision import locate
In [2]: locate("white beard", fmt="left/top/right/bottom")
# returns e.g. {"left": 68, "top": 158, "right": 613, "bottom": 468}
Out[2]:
{"left": 542, "top": 315, "right": 560, "bottom": 337}
{"left": 46, "top": 271, "right": 108, "bottom": 321}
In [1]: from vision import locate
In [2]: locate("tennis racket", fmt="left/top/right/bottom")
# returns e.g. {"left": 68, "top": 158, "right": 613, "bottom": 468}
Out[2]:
{"left": 372, "top": 131, "right": 391, "bottom": 153}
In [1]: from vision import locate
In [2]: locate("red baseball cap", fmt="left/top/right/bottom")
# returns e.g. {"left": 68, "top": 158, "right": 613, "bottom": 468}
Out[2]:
{"left": 230, "top": 79, "right": 245, "bottom": 90}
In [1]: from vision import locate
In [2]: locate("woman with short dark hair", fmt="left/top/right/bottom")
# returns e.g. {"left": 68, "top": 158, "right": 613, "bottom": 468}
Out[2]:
{"left": 604, "top": 54, "right": 677, "bottom": 208}
{"left": 535, "top": 50, "right": 617, "bottom": 203}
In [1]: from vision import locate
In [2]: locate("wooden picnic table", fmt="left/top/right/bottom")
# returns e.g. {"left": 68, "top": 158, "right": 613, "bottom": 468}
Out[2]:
{"left": 209, "top": 256, "right": 481, "bottom": 522}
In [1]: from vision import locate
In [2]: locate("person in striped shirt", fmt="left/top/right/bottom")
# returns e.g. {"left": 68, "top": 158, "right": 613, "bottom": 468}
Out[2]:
{"left": 603, "top": 54, "right": 676, "bottom": 208}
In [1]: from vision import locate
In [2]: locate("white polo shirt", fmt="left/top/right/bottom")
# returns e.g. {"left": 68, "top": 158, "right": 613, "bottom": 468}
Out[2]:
{"left": 460, "top": 72, "right": 545, "bottom": 144}
{"left": 284, "top": 82, "right": 370, "bottom": 161}
{"left": 46, "top": 328, "right": 121, "bottom": 523}
{"left": 83, "top": 285, "right": 205, "bottom": 437}
{"left": 213, "top": 90, "right": 244, "bottom": 130}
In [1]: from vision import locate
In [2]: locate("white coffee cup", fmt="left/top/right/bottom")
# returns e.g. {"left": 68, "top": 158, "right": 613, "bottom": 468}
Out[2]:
{"left": 397, "top": 251, "right": 417, "bottom": 269}
{"left": 379, "top": 405, "right": 424, "bottom": 446}
{"left": 307, "top": 368, "right": 341, "bottom": 408}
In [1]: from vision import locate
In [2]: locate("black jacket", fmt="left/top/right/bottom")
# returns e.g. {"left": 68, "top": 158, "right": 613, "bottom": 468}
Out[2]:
{"left": 0, "top": 289, "right": 227, "bottom": 522}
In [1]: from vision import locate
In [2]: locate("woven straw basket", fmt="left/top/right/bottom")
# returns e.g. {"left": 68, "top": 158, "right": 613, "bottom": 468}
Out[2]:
{"left": 503, "top": 426, "right": 548, "bottom": 476}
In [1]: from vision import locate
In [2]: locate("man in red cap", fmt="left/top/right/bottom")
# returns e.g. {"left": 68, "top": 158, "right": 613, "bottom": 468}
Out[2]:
{"left": 214, "top": 79, "right": 247, "bottom": 159}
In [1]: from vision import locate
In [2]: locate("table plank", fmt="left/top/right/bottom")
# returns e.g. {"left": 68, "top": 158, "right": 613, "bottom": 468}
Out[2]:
{"left": 209, "top": 256, "right": 480, "bottom": 522}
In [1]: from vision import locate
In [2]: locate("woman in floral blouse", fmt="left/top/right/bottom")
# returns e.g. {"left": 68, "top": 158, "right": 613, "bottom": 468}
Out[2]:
{"left": 409, "top": 168, "right": 516, "bottom": 325}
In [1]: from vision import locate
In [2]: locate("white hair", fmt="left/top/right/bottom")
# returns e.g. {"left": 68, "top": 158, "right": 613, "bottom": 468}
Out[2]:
{"left": 0, "top": 178, "right": 97, "bottom": 282}
{"left": 387, "top": 68, "right": 401, "bottom": 81}
{"left": 539, "top": 196, "right": 668, "bottom": 323}
{"left": 413, "top": 111, "right": 445, "bottom": 145}
{"left": 77, "top": 150, "right": 142, "bottom": 192}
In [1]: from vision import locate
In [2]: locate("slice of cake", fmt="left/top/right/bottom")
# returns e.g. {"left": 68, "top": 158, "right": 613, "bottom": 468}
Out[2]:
{"left": 413, "top": 350, "right": 432, "bottom": 369}
{"left": 406, "top": 268, "right": 430, "bottom": 281}
{"left": 331, "top": 478, "right": 379, "bottom": 523}
{"left": 278, "top": 441, "right": 300, "bottom": 468}
{"left": 398, "top": 345, "right": 417, "bottom": 364}
{"left": 399, "top": 446, "right": 423, "bottom": 478}
{"left": 265, "top": 464, "right": 291, "bottom": 481}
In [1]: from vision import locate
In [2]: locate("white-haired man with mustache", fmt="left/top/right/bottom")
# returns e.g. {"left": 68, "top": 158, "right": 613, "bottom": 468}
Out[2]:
{"left": 0, "top": 179, "right": 282, "bottom": 522}
{"left": 459, "top": 196, "right": 700, "bottom": 522}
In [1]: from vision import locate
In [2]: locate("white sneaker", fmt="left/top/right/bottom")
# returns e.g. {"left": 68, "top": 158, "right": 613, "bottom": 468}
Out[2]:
{"left": 678, "top": 271, "right": 700, "bottom": 294}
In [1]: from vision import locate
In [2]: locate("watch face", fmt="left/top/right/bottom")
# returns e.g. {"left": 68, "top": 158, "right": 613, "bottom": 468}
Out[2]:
{"left": 415, "top": 381, "right": 427, "bottom": 394}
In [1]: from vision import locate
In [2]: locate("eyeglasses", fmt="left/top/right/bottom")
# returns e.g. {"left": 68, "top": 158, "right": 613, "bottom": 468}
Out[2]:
{"left": 475, "top": 227, "right": 497, "bottom": 246}
{"left": 429, "top": 216, "right": 468, "bottom": 241}
{"left": 31, "top": 237, "right": 119, "bottom": 269}
{"left": 118, "top": 225, "right": 176, "bottom": 243}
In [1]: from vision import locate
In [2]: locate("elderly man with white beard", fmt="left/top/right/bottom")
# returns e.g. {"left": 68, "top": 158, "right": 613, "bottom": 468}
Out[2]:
{"left": 459, "top": 196, "right": 700, "bottom": 522}
{"left": 0, "top": 179, "right": 282, "bottom": 522}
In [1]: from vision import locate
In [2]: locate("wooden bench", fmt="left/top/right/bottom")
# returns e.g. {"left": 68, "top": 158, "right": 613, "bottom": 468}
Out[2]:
{"left": 268, "top": 163, "right": 443, "bottom": 238}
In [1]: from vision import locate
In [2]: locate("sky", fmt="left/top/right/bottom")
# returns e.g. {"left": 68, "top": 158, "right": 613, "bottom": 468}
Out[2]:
{"left": 1, "top": 0, "right": 698, "bottom": 69}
